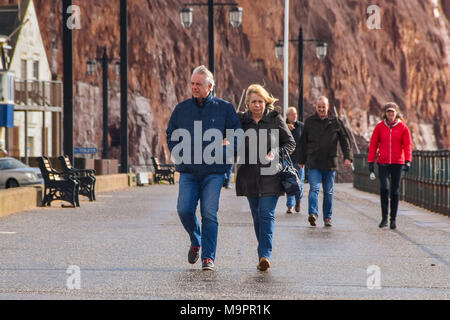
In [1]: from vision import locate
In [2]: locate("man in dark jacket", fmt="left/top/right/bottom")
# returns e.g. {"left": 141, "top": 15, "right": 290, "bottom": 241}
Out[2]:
{"left": 166, "top": 65, "right": 242, "bottom": 271}
{"left": 297, "top": 96, "right": 353, "bottom": 227}
{"left": 285, "top": 107, "right": 304, "bottom": 214}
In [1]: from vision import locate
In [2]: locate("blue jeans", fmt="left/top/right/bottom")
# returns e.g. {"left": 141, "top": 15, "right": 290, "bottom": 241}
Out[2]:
{"left": 247, "top": 196, "right": 279, "bottom": 260}
{"left": 286, "top": 164, "right": 305, "bottom": 207}
{"left": 307, "top": 169, "right": 336, "bottom": 220}
{"left": 224, "top": 165, "right": 233, "bottom": 188}
{"left": 177, "top": 173, "right": 225, "bottom": 261}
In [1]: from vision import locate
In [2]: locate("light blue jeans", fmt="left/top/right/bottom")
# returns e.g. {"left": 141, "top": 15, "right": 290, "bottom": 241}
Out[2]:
{"left": 307, "top": 169, "right": 336, "bottom": 220}
{"left": 177, "top": 173, "right": 225, "bottom": 261}
{"left": 247, "top": 196, "right": 279, "bottom": 260}
{"left": 224, "top": 165, "right": 233, "bottom": 188}
{"left": 286, "top": 163, "right": 305, "bottom": 208}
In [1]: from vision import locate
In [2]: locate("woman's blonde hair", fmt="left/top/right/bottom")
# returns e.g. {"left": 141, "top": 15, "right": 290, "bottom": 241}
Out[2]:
{"left": 245, "top": 84, "right": 278, "bottom": 111}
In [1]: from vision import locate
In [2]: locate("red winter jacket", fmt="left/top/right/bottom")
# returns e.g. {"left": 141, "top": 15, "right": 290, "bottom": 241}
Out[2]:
{"left": 368, "top": 120, "right": 412, "bottom": 164}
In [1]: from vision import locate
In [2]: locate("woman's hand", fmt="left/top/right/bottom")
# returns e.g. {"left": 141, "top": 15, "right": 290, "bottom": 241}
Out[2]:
{"left": 265, "top": 151, "right": 275, "bottom": 161}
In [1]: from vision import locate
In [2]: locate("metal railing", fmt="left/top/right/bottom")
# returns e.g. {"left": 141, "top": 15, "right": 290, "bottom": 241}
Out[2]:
{"left": 353, "top": 151, "right": 450, "bottom": 216}
{"left": 14, "top": 80, "right": 63, "bottom": 108}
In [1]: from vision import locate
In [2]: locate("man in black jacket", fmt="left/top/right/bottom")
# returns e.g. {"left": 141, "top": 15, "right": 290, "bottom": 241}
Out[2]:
{"left": 297, "top": 96, "right": 353, "bottom": 227}
{"left": 285, "top": 107, "right": 304, "bottom": 214}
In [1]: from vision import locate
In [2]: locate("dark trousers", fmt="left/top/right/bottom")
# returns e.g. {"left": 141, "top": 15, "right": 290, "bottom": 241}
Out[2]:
{"left": 378, "top": 164, "right": 403, "bottom": 220}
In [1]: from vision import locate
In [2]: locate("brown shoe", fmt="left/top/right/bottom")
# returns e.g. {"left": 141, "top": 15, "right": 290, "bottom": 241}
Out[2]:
{"left": 286, "top": 207, "right": 294, "bottom": 214}
{"left": 295, "top": 201, "right": 301, "bottom": 213}
{"left": 257, "top": 257, "right": 271, "bottom": 272}
{"left": 308, "top": 214, "right": 317, "bottom": 226}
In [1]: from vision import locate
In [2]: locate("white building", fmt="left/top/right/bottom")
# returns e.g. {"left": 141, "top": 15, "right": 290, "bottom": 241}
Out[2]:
{"left": 0, "top": 0, "right": 62, "bottom": 160}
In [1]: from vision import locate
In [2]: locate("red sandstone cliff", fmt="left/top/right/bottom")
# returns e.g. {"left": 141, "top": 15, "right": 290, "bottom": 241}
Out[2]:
{"left": 2, "top": 0, "right": 449, "bottom": 171}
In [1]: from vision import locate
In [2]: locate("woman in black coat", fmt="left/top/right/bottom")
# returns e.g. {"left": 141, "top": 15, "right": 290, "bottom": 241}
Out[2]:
{"left": 235, "top": 84, "right": 295, "bottom": 271}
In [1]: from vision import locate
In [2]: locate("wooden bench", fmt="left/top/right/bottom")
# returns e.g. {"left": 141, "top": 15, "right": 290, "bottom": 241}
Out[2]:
{"left": 38, "top": 156, "right": 79, "bottom": 207}
{"left": 151, "top": 156, "right": 175, "bottom": 184}
{"left": 58, "top": 155, "right": 96, "bottom": 201}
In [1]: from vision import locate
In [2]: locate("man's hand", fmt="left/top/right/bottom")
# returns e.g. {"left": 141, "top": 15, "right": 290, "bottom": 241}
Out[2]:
{"left": 298, "top": 163, "right": 304, "bottom": 169}
{"left": 287, "top": 123, "right": 295, "bottom": 131}
{"left": 344, "top": 159, "right": 352, "bottom": 167}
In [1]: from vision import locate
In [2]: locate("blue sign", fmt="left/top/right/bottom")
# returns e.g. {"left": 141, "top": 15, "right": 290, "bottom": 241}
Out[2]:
{"left": 74, "top": 147, "right": 98, "bottom": 154}
{"left": 0, "top": 104, "right": 14, "bottom": 128}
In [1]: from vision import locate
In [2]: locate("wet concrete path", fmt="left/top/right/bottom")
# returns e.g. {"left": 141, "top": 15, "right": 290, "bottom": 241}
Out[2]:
{"left": 0, "top": 183, "right": 448, "bottom": 299}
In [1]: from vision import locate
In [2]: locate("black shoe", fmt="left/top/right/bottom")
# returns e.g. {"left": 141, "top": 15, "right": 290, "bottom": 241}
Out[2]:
{"left": 379, "top": 217, "right": 388, "bottom": 228}
{"left": 295, "top": 202, "right": 301, "bottom": 213}
{"left": 202, "top": 258, "right": 215, "bottom": 271}
{"left": 188, "top": 246, "right": 200, "bottom": 264}
{"left": 390, "top": 220, "right": 396, "bottom": 230}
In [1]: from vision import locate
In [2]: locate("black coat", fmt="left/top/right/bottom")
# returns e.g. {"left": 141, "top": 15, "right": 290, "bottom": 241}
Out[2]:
{"left": 235, "top": 109, "right": 296, "bottom": 197}
{"left": 287, "top": 120, "right": 304, "bottom": 163}
{"left": 297, "top": 113, "right": 353, "bottom": 170}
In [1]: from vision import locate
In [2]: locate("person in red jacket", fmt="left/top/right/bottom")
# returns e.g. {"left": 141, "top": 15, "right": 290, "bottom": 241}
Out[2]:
{"left": 368, "top": 102, "right": 412, "bottom": 230}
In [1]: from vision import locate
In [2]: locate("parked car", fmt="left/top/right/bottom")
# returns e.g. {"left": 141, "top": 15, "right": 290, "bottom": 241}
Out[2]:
{"left": 0, "top": 157, "right": 43, "bottom": 188}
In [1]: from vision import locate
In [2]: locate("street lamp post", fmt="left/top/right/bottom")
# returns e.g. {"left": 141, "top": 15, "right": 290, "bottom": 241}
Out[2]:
{"left": 120, "top": 0, "right": 128, "bottom": 174}
{"left": 62, "top": 0, "right": 74, "bottom": 162}
{"left": 180, "top": 1, "right": 243, "bottom": 76}
{"left": 87, "top": 47, "right": 120, "bottom": 159}
{"left": 275, "top": 27, "right": 328, "bottom": 122}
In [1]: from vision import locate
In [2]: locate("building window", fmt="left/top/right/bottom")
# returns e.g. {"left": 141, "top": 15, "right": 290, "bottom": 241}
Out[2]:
{"left": 21, "top": 59, "right": 27, "bottom": 80}
{"left": 33, "top": 61, "right": 39, "bottom": 80}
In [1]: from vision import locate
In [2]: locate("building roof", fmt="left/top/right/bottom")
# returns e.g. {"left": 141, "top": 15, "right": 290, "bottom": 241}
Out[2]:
{"left": 0, "top": 1, "right": 31, "bottom": 50}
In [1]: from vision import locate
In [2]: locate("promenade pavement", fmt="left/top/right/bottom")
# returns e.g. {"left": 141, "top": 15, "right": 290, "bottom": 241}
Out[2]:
{"left": 0, "top": 183, "right": 448, "bottom": 299}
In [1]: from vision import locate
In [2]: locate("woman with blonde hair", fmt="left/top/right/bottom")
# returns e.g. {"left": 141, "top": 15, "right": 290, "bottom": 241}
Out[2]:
{"left": 235, "top": 84, "right": 295, "bottom": 271}
{"left": 368, "top": 102, "right": 412, "bottom": 230}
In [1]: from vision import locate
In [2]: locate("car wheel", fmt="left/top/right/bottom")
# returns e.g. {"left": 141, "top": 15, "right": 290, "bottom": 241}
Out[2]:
{"left": 6, "top": 179, "right": 19, "bottom": 188}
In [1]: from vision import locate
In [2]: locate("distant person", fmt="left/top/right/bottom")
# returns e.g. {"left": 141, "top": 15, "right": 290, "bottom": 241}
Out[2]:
{"left": 285, "top": 107, "right": 304, "bottom": 214}
{"left": 297, "top": 96, "right": 353, "bottom": 227}
{"left": 166, "top": 65, "right": 242, "bottom": 271}
{"left": 368, "top": 102, "right": 412, "bottom": 230}
{"left": 235, "top": 84, "right": 295, "bottom": 272}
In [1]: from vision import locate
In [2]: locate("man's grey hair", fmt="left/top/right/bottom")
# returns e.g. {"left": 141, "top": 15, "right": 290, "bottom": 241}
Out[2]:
{"left": 192, "top": 65, "right": 215, "bottom": 88}
{"left": 317, "top": 96, "right": 329, "bottom": 106}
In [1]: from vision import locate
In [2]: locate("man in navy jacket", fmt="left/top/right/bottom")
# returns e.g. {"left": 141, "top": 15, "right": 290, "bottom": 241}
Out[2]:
{"left": 166, "top": 65, "right": 241, "bottom": 270}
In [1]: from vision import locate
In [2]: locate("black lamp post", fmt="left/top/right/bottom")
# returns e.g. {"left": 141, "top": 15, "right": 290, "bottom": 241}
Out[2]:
{"left": 275, "top": 27, "right": 327, "bottom": 122}
{"left": 120, "top": 0, "right": 128, "bottom": 173}
{"left": 87, "top": 47, "right": 120, "bottom": 159}
{"left": 180, "top": 1, "right": 243, "bottom": 76}
{"left": 62, "top": 0, "right": 74, "bottom": 162}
